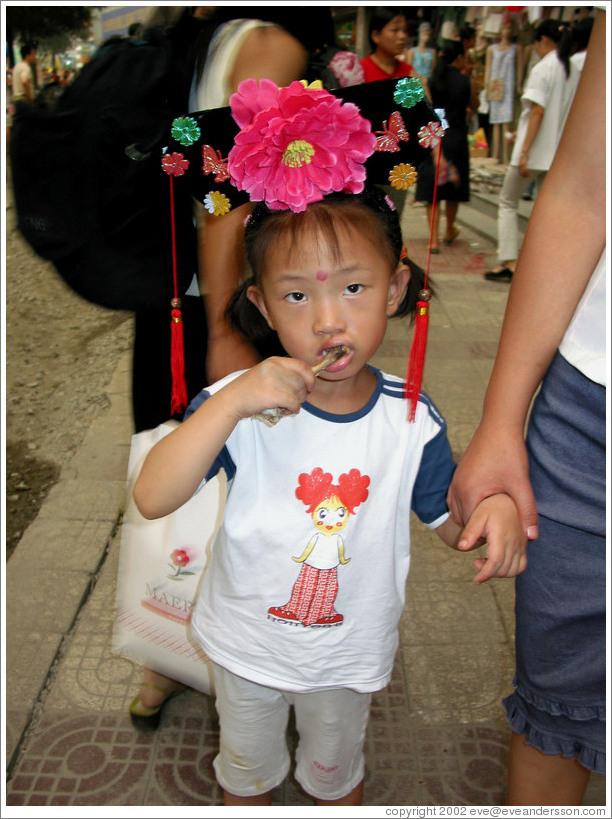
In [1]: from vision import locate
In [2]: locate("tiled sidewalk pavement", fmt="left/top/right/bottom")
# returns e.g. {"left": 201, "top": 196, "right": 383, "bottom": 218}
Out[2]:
{"left": 4, "top": 197, "right": 607, "bottom": 808}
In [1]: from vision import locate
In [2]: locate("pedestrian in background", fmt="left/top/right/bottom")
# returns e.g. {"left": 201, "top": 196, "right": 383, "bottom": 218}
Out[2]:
{"left": 484, "top": 19, "right": 574, "bottom": 283}
{"left": 360, "top": 8, "right": 415, "bottom": 83}
{"left": 414, "top": 39, "right": 478, "bottom": 253}
{"left": 12, "top": 42, "right": 37, "bottom": 104}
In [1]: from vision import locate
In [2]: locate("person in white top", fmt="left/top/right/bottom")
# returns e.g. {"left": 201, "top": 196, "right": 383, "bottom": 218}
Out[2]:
{"left": 558, "top": 15, "right": 594, "bottom": 134}
{"left": 134, "top": 165, "right": 526, "bottom": 805}
{"left": 11, "top": 42, "right": 36, "bottom": 103}
{"left": 449, "top": 8, "right": 606, "bottom": 804}
{"left": 484, "top": 19, "right": 573, "bottom": 282}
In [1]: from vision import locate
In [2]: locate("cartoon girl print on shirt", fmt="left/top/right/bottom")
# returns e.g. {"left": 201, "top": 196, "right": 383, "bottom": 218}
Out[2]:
{"left": 268, "top": 467, "right": 369, "bottom": 627}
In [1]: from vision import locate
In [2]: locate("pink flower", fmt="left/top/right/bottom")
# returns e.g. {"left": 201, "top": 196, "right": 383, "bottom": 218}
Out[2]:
{"left": 328, "top": 51, "right": 366, "bottom": 87}
{"left": 417, "top": 121, "right": 445, "bottom": 150}
{"left": 228, "top": 80, "right": 377, "bottom": 212}
{"left": 170, "top": 548, "right": 190, "bottom": 567}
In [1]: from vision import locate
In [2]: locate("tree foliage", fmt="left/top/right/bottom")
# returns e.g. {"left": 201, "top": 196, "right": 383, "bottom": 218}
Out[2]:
{"left": 6, "top": 6, "right": 95, "bottom": 66}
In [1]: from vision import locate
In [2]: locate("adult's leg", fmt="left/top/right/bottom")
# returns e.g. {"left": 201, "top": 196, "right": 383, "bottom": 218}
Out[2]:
{"left": 495, "top": 165, "right": 531, "bottom": 271}
{"left": 425, "top": 203, "right": 440, "bottom": 251}
{"left": 507, "top": 732, "right": 590, "bottom": 805}
{"left": 443, "top": 201, "right": 459, "bottom": 242}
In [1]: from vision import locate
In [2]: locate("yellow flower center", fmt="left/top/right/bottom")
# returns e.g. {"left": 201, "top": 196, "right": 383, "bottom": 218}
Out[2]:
{"left": 282, "top": 140, "right": 315, "bottom": 168}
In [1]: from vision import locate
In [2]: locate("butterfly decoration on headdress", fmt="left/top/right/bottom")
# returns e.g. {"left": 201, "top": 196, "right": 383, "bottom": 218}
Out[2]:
{"left": 375, "top": 111, "right": 409, "bottom": 152}
{"left": 162, "top": 77, "right": 446, "bottom": 420}
{"left": 201, "top": 145, "right": 230, "bottom": 183}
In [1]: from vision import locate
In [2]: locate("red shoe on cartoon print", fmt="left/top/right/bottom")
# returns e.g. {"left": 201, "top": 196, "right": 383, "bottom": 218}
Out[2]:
{"left": 313, "top": 613, "right": 344, "bottom": 627}
{"left": 267, "top": 605, "right": 300, "bottom": 624}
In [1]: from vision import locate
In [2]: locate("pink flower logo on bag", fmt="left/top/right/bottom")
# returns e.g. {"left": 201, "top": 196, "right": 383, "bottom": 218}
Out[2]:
{"left": 168, "top": 548, "right": 196, "bottom": 580}
{"left": 227, "top": 79, "right": 377, "bottom": 212}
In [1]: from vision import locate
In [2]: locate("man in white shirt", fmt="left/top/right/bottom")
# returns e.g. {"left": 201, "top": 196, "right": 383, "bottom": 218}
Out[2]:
{"left": 12, "top": 43, "right": 37, "bottom": 103}
{"left": 484, "top": 20, "right": 570, "bottom": 283}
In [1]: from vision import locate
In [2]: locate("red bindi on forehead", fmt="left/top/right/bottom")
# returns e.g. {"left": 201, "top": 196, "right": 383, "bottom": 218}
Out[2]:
{"left": 316, "top": 270, "right": 328, "bottom": 282}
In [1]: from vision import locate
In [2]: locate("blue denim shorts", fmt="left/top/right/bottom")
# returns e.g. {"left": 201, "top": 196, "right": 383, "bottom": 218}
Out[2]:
{"left": 503, "top": 353, "right": 606, "bottom": 774}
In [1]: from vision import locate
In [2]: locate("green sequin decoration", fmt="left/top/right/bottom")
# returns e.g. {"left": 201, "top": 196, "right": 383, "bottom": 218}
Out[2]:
{"left": 394, "top": 78, "right": 425, "bottom": 109}
{"left": 171, "top": 116, "right": 201, "bottom": 146}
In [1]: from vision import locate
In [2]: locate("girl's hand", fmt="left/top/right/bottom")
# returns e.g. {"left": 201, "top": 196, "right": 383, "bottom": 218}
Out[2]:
{"left": 224, "top": 356, "right": 317, "bottom": 422}
{"left": 456, "top": 494, "right": 528, "bottom": 584}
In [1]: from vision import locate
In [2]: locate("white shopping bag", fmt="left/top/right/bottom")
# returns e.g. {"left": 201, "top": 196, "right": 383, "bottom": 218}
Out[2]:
{"left": 112, "top": 421, "right": 225, "bottom": 693}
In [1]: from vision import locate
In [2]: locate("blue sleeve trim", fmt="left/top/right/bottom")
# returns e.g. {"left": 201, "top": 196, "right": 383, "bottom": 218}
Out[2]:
{"left": 411, "top": 425, "right": 456, "bottom": 525}
{"left": 183, "top": 389, "right": 236, "bottom": 481}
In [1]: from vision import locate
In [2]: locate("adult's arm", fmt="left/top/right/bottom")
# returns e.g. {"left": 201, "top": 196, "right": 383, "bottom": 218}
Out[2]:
{"left": 516, "top": 102, "right": 543, "bottom": 176}
{"left": 198, "top": 25, "right": 308, "bottom": 383}
{"left": 447, "top": 9, "right": 606, "bottom": 538}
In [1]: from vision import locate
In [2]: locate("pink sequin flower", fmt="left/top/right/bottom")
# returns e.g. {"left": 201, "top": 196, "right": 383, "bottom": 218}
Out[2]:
{"left": 228, "top": 79, "right": 377, "bottom": 212}
{"left": 417, "top": 121, "right": 445, "bottom": 150}
{"left": 161, "top": 152, "right": 189, "bottom": 177}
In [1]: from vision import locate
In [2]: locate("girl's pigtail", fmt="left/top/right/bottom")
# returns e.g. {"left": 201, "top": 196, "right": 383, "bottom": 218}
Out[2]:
{"left": 225, "top": 278, "right": 275, "bottom": 343}
{"left": 393, "top": 256, "right": 433, "bottom": 320}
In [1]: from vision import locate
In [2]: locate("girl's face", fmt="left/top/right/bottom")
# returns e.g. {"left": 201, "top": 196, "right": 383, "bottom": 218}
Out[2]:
{"left": 373, "top": 15, "right": 408, "bottom": 58}
{"left": 247, "top": 223, "right": 408, "bottom": 390}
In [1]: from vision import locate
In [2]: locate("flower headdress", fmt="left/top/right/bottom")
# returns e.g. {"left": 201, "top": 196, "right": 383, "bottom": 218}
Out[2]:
{"left": 163, "top": 78, "right": 446, "bottom": 420}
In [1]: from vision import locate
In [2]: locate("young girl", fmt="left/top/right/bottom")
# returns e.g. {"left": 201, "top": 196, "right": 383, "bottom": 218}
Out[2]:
{"left": 134, "top": 183, "right": 527, "bottom": 807}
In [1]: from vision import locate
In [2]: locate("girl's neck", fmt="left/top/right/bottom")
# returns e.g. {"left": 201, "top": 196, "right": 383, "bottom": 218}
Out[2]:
{"left": 308, "top": 366, "right": 377, "bottom": 415}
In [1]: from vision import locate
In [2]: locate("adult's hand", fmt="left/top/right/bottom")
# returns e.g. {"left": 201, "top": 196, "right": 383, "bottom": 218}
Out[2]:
{"left": 447, "top": 422, "right": 538, "bottom": 540}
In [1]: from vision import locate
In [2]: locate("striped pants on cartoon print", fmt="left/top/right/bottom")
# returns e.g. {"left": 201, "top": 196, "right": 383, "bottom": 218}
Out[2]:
{"left": 287, "top": 564, "right": 342, "bottom": 626}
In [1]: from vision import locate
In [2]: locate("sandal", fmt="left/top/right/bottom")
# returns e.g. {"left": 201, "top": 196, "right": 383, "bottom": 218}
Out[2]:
{"left": 443, "top": 226, "right": 460, "bottom": 245}
{"left": 484, "top": 267, "right": 513, "bottom": 282}
{"left": 129, "top": 681, "right": 187, "bottom": 732}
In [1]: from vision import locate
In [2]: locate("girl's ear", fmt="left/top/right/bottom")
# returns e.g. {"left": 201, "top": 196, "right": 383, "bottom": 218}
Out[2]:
{"left": 246, "top": 284, "right": 275, "bottom": 330}
{"left": 387, "top": 260, "right": 411, "bottom": 316}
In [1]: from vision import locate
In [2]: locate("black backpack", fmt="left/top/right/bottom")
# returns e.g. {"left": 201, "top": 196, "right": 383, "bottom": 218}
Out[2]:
{"left": 9, "top": 13, "right": 205, "bottom": 312}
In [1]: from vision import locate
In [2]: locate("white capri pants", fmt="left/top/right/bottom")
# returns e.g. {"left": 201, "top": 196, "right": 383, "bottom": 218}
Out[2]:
{"left": 211, "top": 663, "right": 372, "bottom": 801}
{"left": 497, "top": 164, "right": 547, "bottom": 264}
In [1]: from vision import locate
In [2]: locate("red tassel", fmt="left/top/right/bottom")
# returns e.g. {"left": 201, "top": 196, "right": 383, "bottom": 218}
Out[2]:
{"left": 170, "top": 300, "right": 188, "bottom": 415}
{"left": 168, "top": 175, "right": 188, "bottom": 416}
{"left": 404, "top": 132, "right": 442, "bottom": 421}
{"left": 404, "top": 295, "right": 430, "bottom": 422}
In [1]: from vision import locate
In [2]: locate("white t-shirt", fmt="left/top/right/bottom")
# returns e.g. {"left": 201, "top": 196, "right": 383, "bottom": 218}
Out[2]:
{"left": 558, "top": 50, "right": 587, "bottom": 137}
{"left": 511, "top": 49, "right": 568, "bottom": 170}
{"left": 188, "top": 369, "right": 455, "bottom": 694}
{"left": 189, "top": 19, "right": 271, "bottom": 111}
{"left": 559, "top": 248, "right": 607, "bottom": 386}
{"left": 12, "top": 59, "right": 33, "bottom": 101}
